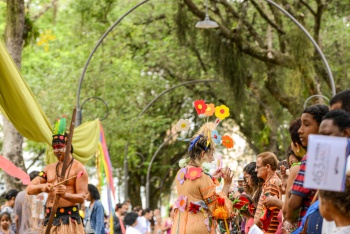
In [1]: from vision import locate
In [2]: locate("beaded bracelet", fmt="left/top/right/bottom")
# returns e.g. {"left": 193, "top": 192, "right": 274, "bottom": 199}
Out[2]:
{"left": 282, "top": 220, "right": 298, "bottom": 233}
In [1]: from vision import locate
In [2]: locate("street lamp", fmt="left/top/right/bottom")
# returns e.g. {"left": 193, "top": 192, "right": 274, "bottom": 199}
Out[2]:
{"left": 195, "top": 0, "right": 219, "bottom": 29}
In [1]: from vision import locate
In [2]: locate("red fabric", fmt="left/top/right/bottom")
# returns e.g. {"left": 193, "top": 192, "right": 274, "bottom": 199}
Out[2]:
{"left": 0, "top": 155, "right": 30, "bottom": 184}
{"left": 118, "top": 215, "right": 126, "bottom": 234}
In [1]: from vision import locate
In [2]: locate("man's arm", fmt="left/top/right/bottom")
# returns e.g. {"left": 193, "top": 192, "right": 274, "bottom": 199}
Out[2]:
{"left": 27, "top": 168, "right": 52, "bottom": 195}
{"left": 284, "top": 194, "right": 303, "bottom": 220}
{"left": 60, "top": 166, "right": 88, "bottom": 204}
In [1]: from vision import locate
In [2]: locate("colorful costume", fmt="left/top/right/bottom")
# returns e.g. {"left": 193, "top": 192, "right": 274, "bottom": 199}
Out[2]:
{"left": 43, "top": 206, "right": 84, "bottom": 234}
{"left": 42, "top": 117, "right": 84, "bottom": 233}
{"left": 171, "top": 166, "right": 233, "bottom": 234}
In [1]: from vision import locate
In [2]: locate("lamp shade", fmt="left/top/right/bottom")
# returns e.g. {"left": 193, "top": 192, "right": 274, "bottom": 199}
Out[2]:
{"left": 195, "top": 14, "right": 219, "bottom": 29}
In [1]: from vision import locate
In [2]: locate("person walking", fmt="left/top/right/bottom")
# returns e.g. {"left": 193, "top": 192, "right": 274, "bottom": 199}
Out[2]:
{"left": 85, "top": 184, "right": 106, "bottom": 234}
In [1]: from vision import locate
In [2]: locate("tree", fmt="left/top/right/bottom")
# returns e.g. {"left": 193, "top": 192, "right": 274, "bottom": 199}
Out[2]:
{"left": 2, "top": 0, "right": 26, "bottom": 190}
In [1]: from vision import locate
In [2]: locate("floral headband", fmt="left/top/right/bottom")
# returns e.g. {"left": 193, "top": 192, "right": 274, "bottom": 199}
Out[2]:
{"left": 176, "top": 100, "right": 234, "bottom": 149}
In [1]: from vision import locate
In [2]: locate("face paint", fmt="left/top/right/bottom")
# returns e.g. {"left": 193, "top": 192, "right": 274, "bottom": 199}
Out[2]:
{"left": 53, "top": 143, "right": 66, "bottom": 157}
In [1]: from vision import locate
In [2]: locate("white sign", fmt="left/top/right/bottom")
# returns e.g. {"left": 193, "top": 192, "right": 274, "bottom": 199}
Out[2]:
{"left": 304, "top": 134, "right": 349, "bottom": 191}
{"left": 248, "top": 224, "right": 264, "bottom": 234}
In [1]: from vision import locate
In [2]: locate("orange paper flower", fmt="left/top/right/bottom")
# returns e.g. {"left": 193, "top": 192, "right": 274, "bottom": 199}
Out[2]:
{"left": 204, "top": 103, "right": 215, "bottom": 116}
{"left": 194, "top": 100, "right": 207, "bottom": 115}
{"left": 185, "top": 167, "right": 202, "bottom": 180}
{"left": 222, "top": 135, "right": 234, "bottom": 148}
{"left": 213, "top": 206, "right": 229, "bottom": 220}
{"left": 215, "top": 105, "right": 230, "bottom": 120}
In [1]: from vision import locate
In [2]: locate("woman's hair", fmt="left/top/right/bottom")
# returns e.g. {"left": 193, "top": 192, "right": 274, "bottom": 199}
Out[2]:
{"left": 289, "top": 118, "right": 303, "bottom": 146}
{"left": 278, "top": 160, "right": 289, "bottom": 170}
{"left": 319, "top": 176, "right": 350, "bottom": 218}
{"left": 123, "top": 212, "right": 139, "bottom": 226}
{"left": 243, "top": 162, "right": 263, "bottom": 206}
{"left": 88, "top": 184, "right": 100, "bottom": 200}
{"left": 187, "top": 134, "right": 213, "bottom": 163}
{"left": 0, "top": 212, "right": 11, "bottom": 222}
{"left": 303, "top": 104, "right": 329, "bottom": 125}
{"left": 257, "top": 152, "right": 279, "bottom": 171}
{"left": 286, "top": 147, "right": 301, "bottom": 163}
{"left": 4, "top": 189, "right": 19, "bottom": 201}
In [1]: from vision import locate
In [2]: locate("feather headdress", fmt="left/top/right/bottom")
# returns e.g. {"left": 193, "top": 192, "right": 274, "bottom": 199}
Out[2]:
{"left": 52, "top": 117, "right": 68, "bottom": 144}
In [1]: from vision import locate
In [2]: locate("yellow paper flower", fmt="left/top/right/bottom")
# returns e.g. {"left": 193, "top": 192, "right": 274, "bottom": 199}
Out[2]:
{"left": 176, "top": 119, "right": 190, "bottom": 132}
{"left": 215, "top": 105, "right": 230, "bottom": 120}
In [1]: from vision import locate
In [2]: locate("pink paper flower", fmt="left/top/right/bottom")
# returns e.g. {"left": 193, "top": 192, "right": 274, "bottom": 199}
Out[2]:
{"left": 175, "top": 195, "right": 187, "bottom": 212}
{"left": 177, "top": 168, "right": 187, "bottom": 185}
{"left": 185, "top": 167, "right": 202, "bottom": 180}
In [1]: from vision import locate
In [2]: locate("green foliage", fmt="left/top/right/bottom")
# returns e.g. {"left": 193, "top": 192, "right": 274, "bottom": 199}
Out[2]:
{"left": 3, "top": 0, "right": 350, "bottom": 204}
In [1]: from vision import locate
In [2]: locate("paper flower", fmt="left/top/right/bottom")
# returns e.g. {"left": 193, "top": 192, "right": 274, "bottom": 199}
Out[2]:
{"left": 248, "top": 203, "right": 256, "bottom": 215}
{"left": 216, "top": 155, "right": 223, "bottom": 169}
{"left": 177, "top": 168, "right": 187, "bottom": 185}
{"left": 193, "top": 200, "right": 208, "bottom": 211}
{"left": 188, "top": 202, "right": 201, "bottom": 214}
{"left": 217, "top": 197, "right": 225, "bottom": 206}
{"left": 215, "top": 105, "right": 230, "bottom": 120}
{"left": 176, "top": 119, "right": 190, "bottom": 132}
{"left": 212, "top": 206, "right": 229, "bottom": 220}
{"left": 233, "top": 196, "right": 249, "bottom": 210}
{"left": 175, "top": 195, "right": 187, "bottom": 212}
{"left": 185, "top": 167, "right": 202, "bottom": 180}
{"left": 204, "top": 103, "right": 215, "bottom": 116}
{"left": 204, "top": 217, "right": 211, "bottom": 232}
{"left": 194, "top": 100, "right": 207, "bottom": 115}
{"left": 222, "top": 135, "right": 234, "bottom": 148}
{"left": 211, "top": 130, "right": 222, "bottom": 144}
{"left": 179, "top": 158, "right": 189, "bottom": 168}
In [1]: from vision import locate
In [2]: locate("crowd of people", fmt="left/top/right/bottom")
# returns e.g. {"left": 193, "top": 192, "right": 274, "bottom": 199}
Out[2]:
{"left": 0, "top": 90, "right": 350, "bottom": 234}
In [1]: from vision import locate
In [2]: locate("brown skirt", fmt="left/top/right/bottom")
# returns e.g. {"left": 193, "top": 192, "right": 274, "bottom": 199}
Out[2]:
{"left": 43, "top": 219, "right": 85, "bottom": 234}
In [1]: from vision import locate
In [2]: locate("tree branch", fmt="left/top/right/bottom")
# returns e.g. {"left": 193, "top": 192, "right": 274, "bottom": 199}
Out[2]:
{"left": 250, "top": 0, "right": 286, "bottom": 35}
{"left": 26, "top": 149, "right": 45, "bottom": 171}
{"left": 32, "top": 0, "right": 58, "bottom": 22}
{"left": 299, "top": 0, "right": 316, "bottom": 16}
{"left": 183, "top": 0, "right": 294, "bottom": 68}
{"left": 217, "top": 0, "right": 265, "bottom": 47}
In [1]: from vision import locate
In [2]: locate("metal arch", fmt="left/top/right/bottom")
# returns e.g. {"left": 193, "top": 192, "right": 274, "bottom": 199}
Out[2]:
{"left": 264, "top": 0, "right": 336, "bottom": 97}
{"left": 137, "top": 79, "right": 224, "bottom": 118}
{"left": 134, "top": 152, "right": 146, "bottom": 168}
{"left": 146, "top": 131, "right": 178, "bottom": 208}
{"left": 81, "top": 96, "right": 109, "bottom": 121}
{"left": 75, "top": 0, "right": 150, "bottom": 126}
{"left": 303, "top": 94, "right": 330, "bottom": 110}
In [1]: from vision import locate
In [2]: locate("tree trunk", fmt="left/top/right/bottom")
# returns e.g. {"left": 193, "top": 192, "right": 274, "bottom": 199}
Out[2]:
{"left": 2, "top": 0, "right": 26, "bottom": 190}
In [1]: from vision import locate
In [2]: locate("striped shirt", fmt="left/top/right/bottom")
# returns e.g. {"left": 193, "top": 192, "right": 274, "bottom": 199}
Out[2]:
{"left": 254, "top": 173, "right": 282, "bottom": 234}
{"left": 291, "top": 154, "right": 316, "bottom": 225}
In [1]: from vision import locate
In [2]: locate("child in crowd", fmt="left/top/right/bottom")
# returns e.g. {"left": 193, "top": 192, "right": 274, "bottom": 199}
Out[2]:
{"left": 124, "top": 212, "right": 141, "bottom": 234}
{"left": 319, "top": 176, "right": 350, "bottom": 234}
{"left": 0, "top": 212, "right": 14, "bottom": 234}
